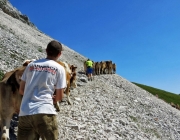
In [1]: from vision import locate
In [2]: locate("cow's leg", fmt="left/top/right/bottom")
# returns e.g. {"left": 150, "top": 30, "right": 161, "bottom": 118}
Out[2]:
{"left": 54, "top": 102, "right": 60, "bottom": 112}
{"left": 66, "top": 92, "right": 72, "bottom": 105}
{"left": 1, "top": 117, "right": 11, "bottom": 140}
{"left": 67, "top": 96, "right": 71, "bottom": 105}
{"left": 65, "top": 85, "right": 72, "bottom": 105}
{"left": 101, "top": 68, "right": 103, "bottom": 74}
{"left": 1, "top": 126, "right": 9, "bottom": 140}
{"left": 72, "top": 82, "right": 77, "bottom": 88}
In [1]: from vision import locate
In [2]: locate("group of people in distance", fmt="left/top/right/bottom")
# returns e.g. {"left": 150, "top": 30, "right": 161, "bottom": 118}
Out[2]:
{"left": 84, "top": 59, "right": 116, "bottom": 81}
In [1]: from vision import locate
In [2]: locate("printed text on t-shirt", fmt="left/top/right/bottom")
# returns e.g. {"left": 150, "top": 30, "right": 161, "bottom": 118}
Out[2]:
{"left": 29, "top": 65, "right": 57, "bottom": 75}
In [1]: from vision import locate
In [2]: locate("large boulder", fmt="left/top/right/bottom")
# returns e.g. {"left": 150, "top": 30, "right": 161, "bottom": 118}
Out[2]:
{"left": 0, "top": 0, "right": 36, "bottom": 28}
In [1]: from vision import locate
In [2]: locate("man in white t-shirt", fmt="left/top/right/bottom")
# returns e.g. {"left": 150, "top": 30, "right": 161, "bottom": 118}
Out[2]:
{"left": 18, "top": 40, "right": 66, "bottom": 140}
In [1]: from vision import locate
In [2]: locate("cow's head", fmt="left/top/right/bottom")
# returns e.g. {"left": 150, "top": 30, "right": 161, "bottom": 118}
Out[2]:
{"left": 70, "top": 65, "right": 77, "bottom": 73}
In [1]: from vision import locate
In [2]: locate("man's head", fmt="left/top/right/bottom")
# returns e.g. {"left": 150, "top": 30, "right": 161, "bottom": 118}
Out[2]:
{"left": 46, "top": 40, "right": 63, "bottom": 58}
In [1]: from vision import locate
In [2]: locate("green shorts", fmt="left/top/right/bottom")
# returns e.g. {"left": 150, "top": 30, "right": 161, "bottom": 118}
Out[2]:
{"left": 17, "top": 114, "right": 59, "bottom": 140}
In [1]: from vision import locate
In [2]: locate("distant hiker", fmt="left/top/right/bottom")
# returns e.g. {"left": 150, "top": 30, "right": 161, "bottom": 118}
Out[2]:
{"left": 86, "top": 58, "right": 93, "bottom": 81}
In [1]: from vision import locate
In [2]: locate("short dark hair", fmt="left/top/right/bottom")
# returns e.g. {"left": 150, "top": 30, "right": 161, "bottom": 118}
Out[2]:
{"left": 46, "top": 40, "right": 62, "bottom": 57}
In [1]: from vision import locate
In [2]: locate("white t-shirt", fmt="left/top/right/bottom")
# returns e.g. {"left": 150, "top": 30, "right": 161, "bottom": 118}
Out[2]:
{"left": 19, "top": 58, "right": 66, "bottom": 116}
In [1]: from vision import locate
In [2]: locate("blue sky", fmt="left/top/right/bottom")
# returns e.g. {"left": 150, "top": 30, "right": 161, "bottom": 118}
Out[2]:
{"left": 9, "top": 0, "right": 180, "bottom": 94}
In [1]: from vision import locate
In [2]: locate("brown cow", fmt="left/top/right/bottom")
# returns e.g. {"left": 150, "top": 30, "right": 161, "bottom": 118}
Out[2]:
{"left": 54, "top": 61, "right": 77, "bottom": 111}
{"left": 95, "top": 62, "right": 101, "bottom": 75}
{"left": 92, "top": 61, "right": 96, "bottom": 76}
{"left": 112, "top": 63, "right": 116, "bottom": 74}
{"left": 69, "top": 65, "right": 77, "bottom": 88}
{"left": 100, "top": 61, "right": 107, "bottom": 74}
{"left": 106, "top": 60, "right": 113, "bottom": 74}
{"left": 0, "top": 66, "right": 26, "bottom": 140}
{"left": 56, "top": 61, "right": 71, "bottom": 105}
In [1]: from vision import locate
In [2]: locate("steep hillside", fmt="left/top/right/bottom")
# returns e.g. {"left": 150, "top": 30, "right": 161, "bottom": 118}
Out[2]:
{"left": 0, "top": 0, "right": 86, "bottom": 73}
{"left": 1, "top": 1, "right": 180, "bottom": 140}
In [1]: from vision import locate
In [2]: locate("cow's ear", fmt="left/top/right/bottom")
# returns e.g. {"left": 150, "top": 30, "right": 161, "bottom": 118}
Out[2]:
{"left": 70, "top": 65, "right": 75, "bottom": 70}
{"left": 1, "top": 70, "right": 16, "bottom": 84}
{"left": 23, "top": 61, "right": 31, "bottom": 66}
{"left": 7, "top": 72, "right": 16, "bottom": 84}
{"left": 23, "top": 62, "right": 28, "bottom": 66}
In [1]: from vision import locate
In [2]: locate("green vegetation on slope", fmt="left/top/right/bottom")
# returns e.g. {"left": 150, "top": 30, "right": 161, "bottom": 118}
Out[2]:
{"left": 132, "top": 82, "right": 180, "bottom": 105}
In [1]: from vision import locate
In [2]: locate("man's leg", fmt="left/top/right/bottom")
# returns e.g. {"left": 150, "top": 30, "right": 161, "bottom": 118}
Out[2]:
{"left": 18, "top": 116, "right": 40, "bottom": 140}
{"left": 90, "top": 73, "right": 93, "bottom": 81}
{"left": 87, "top": 74, "right": 90, "bottom": 81}
{"left": 90, "top": 68, "right": 93, "bottom": 81}
{"left": 87, "top": 68, "right": 90, "bottom": 81}
{"left": 32, "top": 114, "right": 59, "bottom": 140}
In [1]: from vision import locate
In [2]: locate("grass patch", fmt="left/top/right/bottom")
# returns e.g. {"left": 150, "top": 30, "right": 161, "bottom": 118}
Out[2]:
{"left": 144, "top": 128, "right": 161, "bottom": 138}
{"left": 38, "top": 48, "right": 43, "bottom": 52}
{"left": 129, "top": 115, "right": 138, "bottom": 122}
{"left": 0, "top": 24, "right": 6, "bottom": 30}
{"left": 10, "top": 53, "right": 17, "bottom": 58}
{"left": 132, "top": 82, "right": 180, "bottom": 105}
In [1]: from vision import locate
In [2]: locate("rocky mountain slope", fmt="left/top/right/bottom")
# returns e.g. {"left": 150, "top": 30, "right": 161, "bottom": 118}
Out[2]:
{"left": 1, "top": 1, "right": 180, "bottom": 140}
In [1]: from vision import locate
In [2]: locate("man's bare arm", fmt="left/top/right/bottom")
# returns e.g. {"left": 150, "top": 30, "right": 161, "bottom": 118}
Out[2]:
{"left": 19, "top": 80, "right": 26, "bottom": 95}
{"left": 55, "top": 89, "right": 64, "bottom": 102}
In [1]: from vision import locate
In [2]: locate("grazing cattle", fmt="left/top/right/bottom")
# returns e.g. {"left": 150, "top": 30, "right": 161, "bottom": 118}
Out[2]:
{"left": 106, "top": 60, "right": 113, "bottom": 74}
{"left": 100, "top": 61, "right": 107, "bottom": 74}
{"left": 95, "top": 62, "right": 101, "bottom": 75}
{"left": 92, "top": 61, "right": 96, "bottom": 76}
{"left": 83, "top": 61, "right": 87, "bottom": 75}
{"left": 54, "top": 61, "right": 77, "bottom": 111}
{"left": 0, "top": 66, "right": 26, "bottom": 140}
{"left": 56, "top": 61, "right": 71, "bottom": 104}
{"left": 112, "top": 63, "right": 116, "bottom": 74}
{"left": 69, "top": 65, "right": 77, "bottom": 88}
